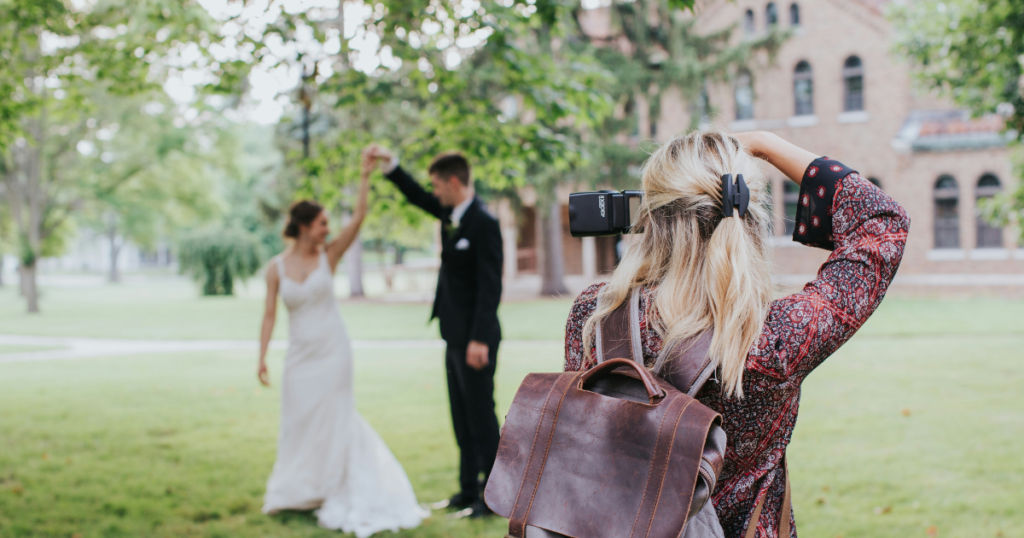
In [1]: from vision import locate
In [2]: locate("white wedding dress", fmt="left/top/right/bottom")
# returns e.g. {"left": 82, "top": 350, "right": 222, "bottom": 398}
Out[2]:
{"left": 262, "top": 251, "right": 428, "bottom": 536}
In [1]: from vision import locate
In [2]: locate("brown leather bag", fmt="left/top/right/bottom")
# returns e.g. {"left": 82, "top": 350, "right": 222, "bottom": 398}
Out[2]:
{"left": 485, "top": 288, "right": 731, "bottom": 538}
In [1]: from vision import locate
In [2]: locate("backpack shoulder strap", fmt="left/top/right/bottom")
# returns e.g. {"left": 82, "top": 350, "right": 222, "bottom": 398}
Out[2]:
{"left": 658, "top": 331, "right": 716, "bottom": 397}
{"left": 595, "top": 287, "right": 642, "bottom": 364}
{"left": 595, "top": 287, "right": 716, "bottom": 397}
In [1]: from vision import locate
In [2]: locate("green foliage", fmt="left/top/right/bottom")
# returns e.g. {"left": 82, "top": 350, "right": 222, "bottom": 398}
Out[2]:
{"left": 891, "top": 0, "right": 1024, "bottom": 240}
{"left": 891, "top": 0, "right": 1024, "bottom": 137}
{"left": 177, "top": 229, "right": 264, "bottom": 296}
{"left": 76, "top": 93, "right": 227, "bottom": 253}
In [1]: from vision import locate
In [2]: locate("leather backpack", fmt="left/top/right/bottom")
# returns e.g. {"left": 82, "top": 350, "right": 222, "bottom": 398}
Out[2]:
{"left": 485, "top": 288, "right": 791, "bottom": 538}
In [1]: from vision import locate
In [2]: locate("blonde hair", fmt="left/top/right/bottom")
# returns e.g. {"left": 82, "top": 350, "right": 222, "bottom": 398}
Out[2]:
{"left": 582, "top": 129, "right": 773, "bottom": 398}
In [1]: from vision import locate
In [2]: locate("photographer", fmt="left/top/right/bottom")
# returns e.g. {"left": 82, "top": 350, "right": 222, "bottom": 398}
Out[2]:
{"left": 563, "top": 129, "right": 910, "bottom": 538}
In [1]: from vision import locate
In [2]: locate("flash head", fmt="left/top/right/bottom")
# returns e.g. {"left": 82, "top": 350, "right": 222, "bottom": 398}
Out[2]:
{"left": 568, "top": 190, "right": 643, "bottom": 237}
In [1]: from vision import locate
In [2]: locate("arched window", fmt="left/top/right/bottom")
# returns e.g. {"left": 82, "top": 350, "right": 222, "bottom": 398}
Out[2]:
{"left": 783, "top": 181, "right": 800, "bottom": 235}
{"left": 793, "top": 61, "right": 814, "bottom": 116}
{"left": 735, "top": 71, "right": 754, "bottom": 120}
{"left": 766, "top": 3, "right": 778, "bottom": 27}
{"left": 744, "top": 9, "right": 755, "bottom": 34}
{"left": 843, "top": 56, "right": 865, "bottom": 112}
{"left": 976, "top": 174, "right": 1003, "bottom": 248}
{"left": 934, "top": 175, "right": 960, "bottom": 249}
{"left": 867, "top": 177, "right": 882, "bottom": 190}
{"left": 790, "top": 3, "right": 800, "bottom": 26}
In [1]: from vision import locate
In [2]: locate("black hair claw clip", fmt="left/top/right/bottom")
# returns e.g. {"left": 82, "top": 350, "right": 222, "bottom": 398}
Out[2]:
{"left": 720, "top": 174, "right": 750, "bottom": 218}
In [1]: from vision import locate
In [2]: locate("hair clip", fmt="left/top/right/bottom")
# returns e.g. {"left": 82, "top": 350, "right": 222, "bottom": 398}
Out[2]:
{"left": 720, "top": 174, "right": 750, "bottom": 218}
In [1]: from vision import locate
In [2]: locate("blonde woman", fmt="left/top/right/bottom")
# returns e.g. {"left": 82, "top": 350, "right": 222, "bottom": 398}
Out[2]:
{"left": 563, "top": 130, "right": 910, "bottom": 538}
{"left": 257, "top": 156, "right": 427, "bottom": 536}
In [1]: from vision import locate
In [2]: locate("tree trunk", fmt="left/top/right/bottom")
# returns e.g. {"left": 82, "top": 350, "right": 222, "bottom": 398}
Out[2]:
{"left": 540, "top": 198, "right": 567, "bottom": 296}
{"left": 20, "top": 263, "right": 39, "bottom": 313}
{"left": 108, "top": 225, "right": 121, "bottom": 283}
{"left": 347, "top": 231, "right": 365, "bottom": 298}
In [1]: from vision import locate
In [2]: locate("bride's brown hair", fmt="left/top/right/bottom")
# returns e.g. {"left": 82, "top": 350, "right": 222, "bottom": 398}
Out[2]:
{"left": 283, "top": 200, "right": 323, "bottom": 239}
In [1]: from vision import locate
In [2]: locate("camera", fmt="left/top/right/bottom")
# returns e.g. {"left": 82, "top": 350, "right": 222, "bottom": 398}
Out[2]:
{"left": 568, "top": 190, "right": 643, "bottom": 237}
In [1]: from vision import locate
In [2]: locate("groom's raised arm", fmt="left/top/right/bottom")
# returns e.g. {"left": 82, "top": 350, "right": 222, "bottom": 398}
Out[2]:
{"left": 385, "top": 166, "right": 445, "bottom": 220}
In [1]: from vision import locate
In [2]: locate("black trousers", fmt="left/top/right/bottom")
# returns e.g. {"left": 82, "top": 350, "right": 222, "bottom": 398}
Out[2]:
{"left": 445, "top": 341, "right": 501, "bottom": 497}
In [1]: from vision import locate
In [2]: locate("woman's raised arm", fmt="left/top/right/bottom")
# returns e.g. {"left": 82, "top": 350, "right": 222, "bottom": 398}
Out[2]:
{"left": 734, "top": 131, "right": 818, "bottom": 186}
{"left": 325, "top": 158, "right": 372, "bottom": 272}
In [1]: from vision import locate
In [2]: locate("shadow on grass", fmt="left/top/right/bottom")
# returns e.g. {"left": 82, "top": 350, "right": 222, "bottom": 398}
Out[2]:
{"left": 269, "top": 509, "right": 320, "bottom": 527}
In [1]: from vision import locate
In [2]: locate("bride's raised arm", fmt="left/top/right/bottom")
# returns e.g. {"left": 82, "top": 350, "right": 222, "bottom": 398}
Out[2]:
{"left": 325, "top": 156, "right": 372, "bottom": 272}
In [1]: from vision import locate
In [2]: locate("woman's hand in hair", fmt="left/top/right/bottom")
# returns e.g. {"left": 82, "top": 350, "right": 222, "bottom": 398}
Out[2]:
{"left": 734, "top": 131, "right": 818, "bottom": 186}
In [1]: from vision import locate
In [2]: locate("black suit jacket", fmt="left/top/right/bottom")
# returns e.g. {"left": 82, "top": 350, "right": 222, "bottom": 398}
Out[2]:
{"left": 385, "top": 166, "right": 503, "bottom": 346}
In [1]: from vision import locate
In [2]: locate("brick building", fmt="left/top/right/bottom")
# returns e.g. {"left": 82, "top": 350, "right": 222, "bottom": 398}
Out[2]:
{"left": 500, "top": 0, "right": 1023, "bottom": 293}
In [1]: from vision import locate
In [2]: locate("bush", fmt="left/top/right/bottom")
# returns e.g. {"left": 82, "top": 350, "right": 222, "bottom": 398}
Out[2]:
{"left": 177, "top": 229, "right": 264, "bottom": 296}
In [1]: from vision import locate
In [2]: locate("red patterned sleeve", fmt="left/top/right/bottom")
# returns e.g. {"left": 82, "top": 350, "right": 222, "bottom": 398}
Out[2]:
{"left": 564, "top": 283, "right": 605, "bottom": 372}
{"left": 747, "top": 158, "right": 911, "bottom": 386}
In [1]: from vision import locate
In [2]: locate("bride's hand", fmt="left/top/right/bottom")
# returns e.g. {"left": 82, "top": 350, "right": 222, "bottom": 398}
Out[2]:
{"left": 257, "top": 360, "right": 271, "bottom": 387}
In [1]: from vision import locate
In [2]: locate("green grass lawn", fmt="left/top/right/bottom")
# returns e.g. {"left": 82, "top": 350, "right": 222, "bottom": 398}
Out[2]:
{"left": 1, "top": 278, "right": 1023, "bottom": 537}
{"left": 0, "top": 278, "right": 574, "bottom": 341}
{"left": 3, "top": 277, "right": 1024, "bottom": 341}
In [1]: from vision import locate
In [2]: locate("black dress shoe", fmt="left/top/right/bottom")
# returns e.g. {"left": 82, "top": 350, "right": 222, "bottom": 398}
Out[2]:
{"left": 468, "top": 499, "right": 494, "bottom": 518}
{"left": 446, "top": 491, "right": 478, "bottom": 510}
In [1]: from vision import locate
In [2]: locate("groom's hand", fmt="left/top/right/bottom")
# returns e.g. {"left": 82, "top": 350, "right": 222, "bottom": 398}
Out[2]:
{"left": 466, "top": 341, "right": 489, "bottom": 371}
{"left": 363, "top": 144, "right": 394, "bottom": 169}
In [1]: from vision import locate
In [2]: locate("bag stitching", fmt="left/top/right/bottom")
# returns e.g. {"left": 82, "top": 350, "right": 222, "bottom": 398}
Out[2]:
{"left": 644, "top": 397, "right": 694, "bottom": 538}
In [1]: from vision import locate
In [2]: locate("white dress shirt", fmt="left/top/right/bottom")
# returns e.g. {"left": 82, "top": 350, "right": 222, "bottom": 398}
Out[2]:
{"left": 450, "top": 195, "right": 473, "bottom": 229}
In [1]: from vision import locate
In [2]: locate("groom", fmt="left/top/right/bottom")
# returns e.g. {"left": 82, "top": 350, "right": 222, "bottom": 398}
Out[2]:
{"left": 365, "top": 145, "right": 502, "bottom": 518}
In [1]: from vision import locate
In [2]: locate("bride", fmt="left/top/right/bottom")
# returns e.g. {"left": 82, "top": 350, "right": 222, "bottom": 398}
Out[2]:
{"left": 256, "top": 156, "right": 428, "bottom": 536}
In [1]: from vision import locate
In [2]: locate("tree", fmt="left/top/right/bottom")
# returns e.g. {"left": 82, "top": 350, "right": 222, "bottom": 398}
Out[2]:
{"left": 328, "top": 0, "right": 620, "bottom": 295}
{"left": 891, "top": 0, "right": 1024, "bottom": 238}
{"left": 77, "top": 94, "right": 225, "bottom": 282}
{"left": 0, "top": 0, "right": 251, "bottom": 312}
{"left": 178, "top": 229, "right": 263, "bottom": 296}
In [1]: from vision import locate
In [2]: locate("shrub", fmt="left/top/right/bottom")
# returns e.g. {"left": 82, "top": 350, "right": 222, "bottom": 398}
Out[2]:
{"left": 177, "top": 229, "right": 264, "bottom": 296}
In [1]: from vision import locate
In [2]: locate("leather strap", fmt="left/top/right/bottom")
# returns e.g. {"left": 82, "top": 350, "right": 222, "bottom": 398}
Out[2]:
{"left": 742, "top": 459, "right": 792, "bottom": 538}
{"left": 779, "top": 461, "right": 792, "bottom": 537}
{"left": 597, "top": 288, "right": 640, "bottom": 364}
{"left": 599, "top": 288, "right": 716, "bottom": 397}
{"left": 506, "top": 373, "right": 578, "bottom": 538}
{"left": 629, "top": 395, "right": 692, "bottom": 538}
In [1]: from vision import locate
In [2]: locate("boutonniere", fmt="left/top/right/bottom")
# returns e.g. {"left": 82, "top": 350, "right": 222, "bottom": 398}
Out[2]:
{"left": 444, "top": 220, "right": 460, "bottom": 237}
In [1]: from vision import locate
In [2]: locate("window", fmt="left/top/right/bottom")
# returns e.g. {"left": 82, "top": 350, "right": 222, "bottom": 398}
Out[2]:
{"left": 790, "top": 3, "right": 800, "bottom": 26}
{"left": 735, "top": 71, "right": 754, "bottom": 120}
{"left": 793, "top": 61, "right": 814, "bottom": 116}
{"left": 933, "top": 175, "right": 960, "bottom": 249}
{"left": 783, "top": 181, "right": 800, "bottom": 235}
{"left": 867, "top": 177, "right": 882, "bottom": 190}
{"left": 766, "top": 3, "right": 778, "bottom": 27}
{"left": 843, "top": 56, "right": 864, "bottom": 112}
{"left": 744, "top": 9, "right": 755, "bottom": 34}
{"left": 976, "top": 174, "right": 1003, "bottom": 248}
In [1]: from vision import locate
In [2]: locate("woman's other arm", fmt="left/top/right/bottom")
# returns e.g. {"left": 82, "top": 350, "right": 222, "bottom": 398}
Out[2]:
{"left": 325, "top": 157, "right": 372, "bottom": 272}
{"left": 734, "top": 131, "right": 818, "bottom": 186}
{"left": 258, "top": 262, "right": 280, "bottom": 386}
{"left": 743, "top": 142, "right": 910, "bottom": 386}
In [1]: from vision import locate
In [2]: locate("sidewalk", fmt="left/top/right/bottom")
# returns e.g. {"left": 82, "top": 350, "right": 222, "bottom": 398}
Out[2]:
{"left": 0, "top": 334, "right": 560, "bottom": 363}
